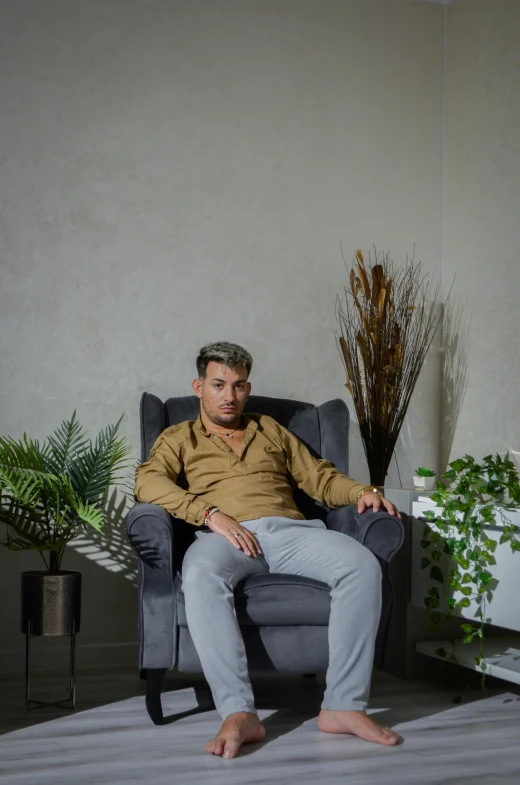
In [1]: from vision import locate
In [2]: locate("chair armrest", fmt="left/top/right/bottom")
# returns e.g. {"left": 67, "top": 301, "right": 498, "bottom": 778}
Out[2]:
{"left": 325, "top": 505, "right": 404, "bottom": 563}
{"left": 126, "top": 503, "right": 178, "bottom": 670}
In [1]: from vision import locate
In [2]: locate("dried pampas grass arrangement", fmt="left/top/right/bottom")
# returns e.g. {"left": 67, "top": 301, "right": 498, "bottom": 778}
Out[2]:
{"left": 336, "top": 248, "right": 444, "bottom": 486}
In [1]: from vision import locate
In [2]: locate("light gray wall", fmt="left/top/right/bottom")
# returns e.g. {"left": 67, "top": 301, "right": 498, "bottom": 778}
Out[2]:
{"left": 442, "top": 0, "right": 520, "bottom": 465}
{"left": 0, "top": 0, "right": 445, "bottom": 669}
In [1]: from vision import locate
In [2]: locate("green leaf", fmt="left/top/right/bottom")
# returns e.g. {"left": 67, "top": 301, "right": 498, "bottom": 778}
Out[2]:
{"left": 462, "top": 634, "right": 474, "bottom": 644}
{"left": 448, "top": 597, "right": 456, "bottom": 610}
{"left": 430, "top": 566, "right": 444, "bottom": 584}
{"left": 461, "top": 573, "right": 473, "bottom": 584}
{"left": 511, "top": 541, "right": 520, "bottom": 552}
{"left": 0, "top": 436, "right": 59, "bottom": 506}
{"left": 456, "top": 598, "right": 471, "bottom": 608}
{"left": 46, "top": 412, "right": 89, "bottom": 475}
{"left": 421, "top": 539, "right": 431, "bottom": 549}
{"left": 450, "top": 459, "right": 466, "bottom": 472}
{"left": 461, "top": 623, "right": 473, "bottom": 633}
{"left": 480, "top": 570, "right": 492, "bottom": 586}
{"left": 460, "top": 586, "right": 472, "bottom": 596}
{"left": 73, "top": 500, "right": 104, "bottom": 532}
{"left": 431, "top": 550, "right": 442, "bottom": 561}
{"left": 0, "top": 497, "right": 50, "bottom": 548}
{"left": 435, "top": 648, "right": 447, "bottom": 658}
{"left": 0, "top": 413, "right": 131, "bottom": 560}
{"left": 421, "top": 557, "right": 431, "bottom": 570}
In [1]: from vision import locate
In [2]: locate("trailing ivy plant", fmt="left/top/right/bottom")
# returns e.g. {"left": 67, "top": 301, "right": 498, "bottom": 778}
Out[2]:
{"left": 421, "top": 453, "right": 520, "bottom": 685}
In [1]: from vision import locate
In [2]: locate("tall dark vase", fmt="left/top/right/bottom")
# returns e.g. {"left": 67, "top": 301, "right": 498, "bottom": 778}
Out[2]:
{"left": 21, "top": 571, "right": 81, "bottom": 709}
{"left": 359, "top": 421, "right": 393, "bottom": 488}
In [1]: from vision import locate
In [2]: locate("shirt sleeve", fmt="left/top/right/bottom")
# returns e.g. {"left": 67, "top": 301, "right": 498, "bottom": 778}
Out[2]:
{"left": 279, "top": 425, "right": 366, "bottom": 507}
{"left": 134, "top": 433, "right": 210, "bottom": 526}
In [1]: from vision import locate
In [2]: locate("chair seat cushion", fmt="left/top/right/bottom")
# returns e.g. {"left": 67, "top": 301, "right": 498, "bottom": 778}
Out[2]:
{"left": 176, "top": 573, "right": 332, "bottom": 627}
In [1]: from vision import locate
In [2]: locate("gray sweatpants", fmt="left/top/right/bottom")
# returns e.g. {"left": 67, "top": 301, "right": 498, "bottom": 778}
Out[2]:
{"left": 181, "top": 516, "right": 382, "bottom": 720}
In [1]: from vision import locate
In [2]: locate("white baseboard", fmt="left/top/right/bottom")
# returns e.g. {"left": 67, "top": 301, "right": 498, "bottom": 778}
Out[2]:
{"left": 0, "top": 641, "right": 138, "bottom": 674}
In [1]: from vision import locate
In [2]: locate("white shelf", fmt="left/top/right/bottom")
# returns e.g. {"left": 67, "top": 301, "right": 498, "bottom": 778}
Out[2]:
{"left": 416, "top": 637, "right": 520, "bottom": 685}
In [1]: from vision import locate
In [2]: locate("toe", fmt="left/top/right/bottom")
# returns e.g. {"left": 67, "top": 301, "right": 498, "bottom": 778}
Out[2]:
{"left": 222, "top": 740, "right": 241, "bottom": 759}
{"left": 384, "top": 729, "right": 401, "bottom": 746}
{"left": 205, "top": 737, "right": 225, "bottom": 756}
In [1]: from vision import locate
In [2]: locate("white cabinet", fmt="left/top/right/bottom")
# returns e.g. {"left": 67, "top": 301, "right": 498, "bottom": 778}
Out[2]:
{"left": 411, "top": 499, "right": 520, "bottom": 683}
{"left": 411, "top": 499, "right": 520, "bottom": 631}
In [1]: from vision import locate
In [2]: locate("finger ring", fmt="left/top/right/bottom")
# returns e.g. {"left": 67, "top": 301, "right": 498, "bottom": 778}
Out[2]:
{"left": 234, "top": 532, "right": 242, "bottom": 539}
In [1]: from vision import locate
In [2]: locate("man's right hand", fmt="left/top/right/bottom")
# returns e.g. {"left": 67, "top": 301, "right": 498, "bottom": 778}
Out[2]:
{"left": 206, "top": 511, "right": 262, "bottom": 558}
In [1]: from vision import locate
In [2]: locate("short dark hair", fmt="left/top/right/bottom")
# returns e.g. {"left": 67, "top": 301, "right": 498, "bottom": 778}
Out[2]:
{"left": 196, "top": 341, "right": 253, "bottom": 380}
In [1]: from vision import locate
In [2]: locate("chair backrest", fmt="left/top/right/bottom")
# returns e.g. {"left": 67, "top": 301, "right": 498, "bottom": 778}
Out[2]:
{"left": 139, "top": 393, "right": 350, "bottom": 474}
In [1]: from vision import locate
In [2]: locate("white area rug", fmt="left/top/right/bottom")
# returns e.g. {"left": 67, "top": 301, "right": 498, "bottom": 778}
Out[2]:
{"left": 1, "top": 690, "right": 520, "bottom": 785}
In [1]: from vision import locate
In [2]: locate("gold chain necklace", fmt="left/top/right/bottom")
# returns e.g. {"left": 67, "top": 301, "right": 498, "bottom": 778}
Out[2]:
{"left": 204, "top": 421, "right": 242, "bottom": 439}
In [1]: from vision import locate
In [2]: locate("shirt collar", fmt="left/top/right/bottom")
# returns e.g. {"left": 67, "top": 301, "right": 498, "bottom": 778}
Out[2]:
{"left": 194, "top": 413, "right": 257, "bottom": 437}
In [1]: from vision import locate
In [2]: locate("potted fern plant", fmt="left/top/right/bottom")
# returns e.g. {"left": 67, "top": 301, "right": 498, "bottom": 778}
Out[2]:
{"left": 0, "top": 412, "right": 131, "bottom": 639}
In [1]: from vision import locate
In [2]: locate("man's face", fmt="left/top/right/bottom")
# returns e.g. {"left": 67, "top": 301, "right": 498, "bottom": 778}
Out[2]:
{"left": 192, "top": 361, "right": 251, "bottom": 427}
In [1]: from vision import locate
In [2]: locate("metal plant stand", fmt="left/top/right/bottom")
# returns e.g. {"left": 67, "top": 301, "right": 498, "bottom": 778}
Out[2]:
{"left": 21, "top": 570, "right": 81, "bottom": 711}
{"left": 25, "top": 618, "right": 77, "bottom": 710}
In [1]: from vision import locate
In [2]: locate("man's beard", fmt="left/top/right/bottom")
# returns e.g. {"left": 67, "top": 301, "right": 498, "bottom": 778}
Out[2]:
{"left": 214, "top": 412, "right": 241, "bottom": 427}
{"left": 203, "top": 401, "right": 242, "bottom": 428}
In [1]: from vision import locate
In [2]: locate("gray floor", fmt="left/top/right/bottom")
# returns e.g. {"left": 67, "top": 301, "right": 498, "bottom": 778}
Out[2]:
{"left": 1, "top": 668, "right": 520, "bottom": 784}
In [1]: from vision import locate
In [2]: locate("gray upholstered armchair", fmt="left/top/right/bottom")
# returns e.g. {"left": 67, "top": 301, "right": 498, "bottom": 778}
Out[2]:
{"left": 126, "top": 393, "right": 404, "bottom": 725}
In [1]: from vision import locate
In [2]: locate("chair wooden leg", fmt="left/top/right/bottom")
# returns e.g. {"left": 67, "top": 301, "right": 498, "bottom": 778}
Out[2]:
{"left": 146, "top": 668, "right": 166, "bottom": 725}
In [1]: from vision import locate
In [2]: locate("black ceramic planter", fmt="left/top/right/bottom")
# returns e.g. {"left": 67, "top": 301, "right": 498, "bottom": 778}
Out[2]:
{"left": 21, "top": 571, "right": 82, "bottom": 636}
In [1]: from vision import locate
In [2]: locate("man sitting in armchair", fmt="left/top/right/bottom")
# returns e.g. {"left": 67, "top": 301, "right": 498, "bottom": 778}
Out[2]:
{"left": 135, "top": 341, "right": 402, "bottom": 759}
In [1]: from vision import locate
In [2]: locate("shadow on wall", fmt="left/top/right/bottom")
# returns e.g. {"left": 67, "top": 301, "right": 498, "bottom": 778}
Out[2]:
{"left": 440, "top": 298, "right": 474, "bottom": 473}
{"left": 69, "top": 487, "right": 138, "bottom": 586}
{"left": 391, "top": 309, "right": 445, "bottom": 489}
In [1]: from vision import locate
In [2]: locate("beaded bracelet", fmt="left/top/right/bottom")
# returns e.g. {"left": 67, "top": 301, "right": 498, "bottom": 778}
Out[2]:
{"left": 203, "top": 506, "right": 220, "bottom": 526}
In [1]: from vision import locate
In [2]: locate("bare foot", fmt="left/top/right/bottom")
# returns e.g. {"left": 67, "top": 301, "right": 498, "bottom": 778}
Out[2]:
{"left": 205, "top": 712, "right": 266, "bottom": 759}
{"left": 318, "top": 709, "right": 402, "bottom": 746}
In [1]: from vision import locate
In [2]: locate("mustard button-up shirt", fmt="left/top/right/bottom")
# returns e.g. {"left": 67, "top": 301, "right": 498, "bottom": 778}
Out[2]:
{"left": 134, "top": 413, "right": 365, "bottom": 526}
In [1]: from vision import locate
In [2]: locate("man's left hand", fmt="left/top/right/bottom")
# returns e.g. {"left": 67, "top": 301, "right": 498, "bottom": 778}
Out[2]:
{"left": 358, "top": 492, "right": 401, "bottom": 519}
